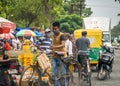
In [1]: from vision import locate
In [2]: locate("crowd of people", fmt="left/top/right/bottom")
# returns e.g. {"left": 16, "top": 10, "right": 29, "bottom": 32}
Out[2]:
{"left": 0, "top": 23, "right": 77, "bottom": 57}
{"left": 0, "top": 21, "right": 90, "bottom": 86}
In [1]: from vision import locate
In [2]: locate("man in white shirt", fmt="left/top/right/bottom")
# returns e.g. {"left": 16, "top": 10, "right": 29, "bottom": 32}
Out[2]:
{"left": 12, "top": 37, "right": 21, "bottom": 50}
{"left": 65, "top": 33, "right": 73, "bottom": 57}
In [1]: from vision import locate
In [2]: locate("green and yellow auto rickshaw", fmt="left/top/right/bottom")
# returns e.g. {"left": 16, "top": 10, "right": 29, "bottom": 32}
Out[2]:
{"left": 74, "top": 29, "right": 103, "bottom": 65}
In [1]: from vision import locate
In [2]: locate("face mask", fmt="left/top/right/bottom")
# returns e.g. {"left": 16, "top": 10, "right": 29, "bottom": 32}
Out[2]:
{"left": 53, "top": 30, "right": 59, "bottom": 35}
{"left": 46, "top": 33, "right": 51, "bottom": 37}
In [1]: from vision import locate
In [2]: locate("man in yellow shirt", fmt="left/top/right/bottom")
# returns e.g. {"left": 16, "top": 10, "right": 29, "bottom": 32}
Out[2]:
{"left": 50, "top": 22, "right": 66, "bottom": 86}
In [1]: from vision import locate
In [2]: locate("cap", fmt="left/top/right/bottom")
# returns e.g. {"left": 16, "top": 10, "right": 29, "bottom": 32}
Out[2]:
{"left": 45, "top": 28, "right": 51, "bottom": 32}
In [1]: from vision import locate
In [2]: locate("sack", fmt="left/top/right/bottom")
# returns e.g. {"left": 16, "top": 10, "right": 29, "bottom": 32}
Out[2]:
{"left": 5, "top": 50, "right": 22, "bottom": 57}
{"left": 37, "top": 53, "right": 51, "bottom": 72}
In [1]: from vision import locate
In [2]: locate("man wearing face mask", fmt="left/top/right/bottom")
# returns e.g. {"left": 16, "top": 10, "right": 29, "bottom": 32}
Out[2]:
{"left": 50, "top": 22, "right": 67, "bottom": 86}
{"left": 39, "top": 28, "right": 52, "bottom": 50}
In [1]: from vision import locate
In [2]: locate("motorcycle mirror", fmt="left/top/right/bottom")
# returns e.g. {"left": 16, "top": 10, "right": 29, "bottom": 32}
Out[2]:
{"left": 102, "top": 39, "right": 106, "bottom": 42}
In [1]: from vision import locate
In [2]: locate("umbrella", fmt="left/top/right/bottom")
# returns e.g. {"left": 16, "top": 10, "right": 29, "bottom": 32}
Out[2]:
{"left": 0, "top": 33, "right": 14, "bottom": 39}
{"left": 0, "top": 17, "right": 16, "bottom": 33}
{"left": 34, "top": 31, "right": 42, "bottom": 36}
{"left": 16, "top": 30, "right": 36, "bottom": 37}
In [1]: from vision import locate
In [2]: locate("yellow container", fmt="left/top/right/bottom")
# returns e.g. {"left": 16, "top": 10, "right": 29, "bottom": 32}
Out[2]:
{"left": 22, "top": 61, "right": 33, "bottom": 65}
{"left": 22, "top": 45, "right": 31, "bottom": 51}
{"left": 18, "top": 52, "right": 34, "bottom": 68}
{"left": 22, "top": 53, "right": 33, "bottom": 58}
{"left": 74, "top": 29, "right": 102, "bottom": 48}
{"left": 23, "top": 63, "right": 32, "bottom": 68}
{"left": 23, "top": 59, "right": 33, "bottom": 62}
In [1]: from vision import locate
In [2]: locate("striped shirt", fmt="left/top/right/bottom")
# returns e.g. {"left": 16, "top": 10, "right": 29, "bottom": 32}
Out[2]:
{"left": 39, "top": 37, "right": 52, "bottom": 50}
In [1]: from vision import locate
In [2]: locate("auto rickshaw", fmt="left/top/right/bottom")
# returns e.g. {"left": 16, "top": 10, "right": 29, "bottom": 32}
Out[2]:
{"left": 74, "top": 29, "right": 103, "bottom": 65}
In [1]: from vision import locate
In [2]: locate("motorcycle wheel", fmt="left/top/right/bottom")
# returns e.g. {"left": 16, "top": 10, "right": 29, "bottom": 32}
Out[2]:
{"left": 97, "top": 69, "right": 108, "bottom": 80}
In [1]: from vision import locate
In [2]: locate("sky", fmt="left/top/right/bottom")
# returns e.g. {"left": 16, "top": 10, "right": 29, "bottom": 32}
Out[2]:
{"left": 85, "top": 0, "right": 120, "bottom": 28}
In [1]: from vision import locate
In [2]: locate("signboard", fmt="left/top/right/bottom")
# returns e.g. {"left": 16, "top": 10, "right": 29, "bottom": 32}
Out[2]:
{"left": 83, "top": 17, "right": 111, "bottom": 31}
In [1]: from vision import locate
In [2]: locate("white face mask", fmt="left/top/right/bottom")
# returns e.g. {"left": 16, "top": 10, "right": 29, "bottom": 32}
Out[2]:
{"left": 46, "top": 33, "right": 51, "bottom": 37}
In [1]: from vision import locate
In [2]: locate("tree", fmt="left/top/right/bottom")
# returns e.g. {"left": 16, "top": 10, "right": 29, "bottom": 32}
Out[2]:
{"left": 82, "top": 8, "right": 93, "bottom": 17}
{"left": 58, "top": 14, "right": 82, "bottom": 33}
{"left": 115, "top": 0, "right": 120, "bottom": 3}
{"left": 0, "top": 0, "right": 16, "bottom": 18}
{"left": 8, "top": 0, "right": 42, "bottom": 27}
{"left": 6, "top": 0, "right": 63, "bottom": 28}
{"left": 41, "top": 0, "right": 63, "bottom": 26}
{"left": 112, "top": 0, "right": 120, "bottom": 38}
{"left": 115, "top": 0, "right": 120, "bottom": 16}
{"left": 0, "top": 0, "right": 92, "bottom": 29}
{"left": 111, "top": 22, "right": 120, "bottom": 38}
{"left": 62, "top": 0, "right": 92, "bottom": 17}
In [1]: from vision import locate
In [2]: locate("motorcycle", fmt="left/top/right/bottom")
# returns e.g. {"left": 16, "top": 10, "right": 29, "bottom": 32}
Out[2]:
{"left": 97, "top": 45, "right": 114, "bottom": 80}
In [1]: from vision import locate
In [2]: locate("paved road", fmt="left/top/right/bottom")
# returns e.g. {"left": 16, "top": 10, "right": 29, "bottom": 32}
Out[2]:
{"left": 91, "top": 50, "right": 120, "bottom": 86}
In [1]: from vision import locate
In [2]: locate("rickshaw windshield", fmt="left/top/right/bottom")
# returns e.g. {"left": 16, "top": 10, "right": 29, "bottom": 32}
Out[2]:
{"left": 103, "top": 34, "right": 110, "bottom": 42}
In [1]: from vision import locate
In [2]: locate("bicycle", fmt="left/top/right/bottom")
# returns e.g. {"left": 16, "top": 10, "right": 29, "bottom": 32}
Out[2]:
{"left": 19, "top": 50, "right": 47, "bottom": 86}
{"left": 50, "top": 51, "right": 82, "bottom": 86}
{"left": 77, "top": 50, "right": 92, "bottom": 86}
{"left": 19, "top": 50, "right": 82, "bottom": 86}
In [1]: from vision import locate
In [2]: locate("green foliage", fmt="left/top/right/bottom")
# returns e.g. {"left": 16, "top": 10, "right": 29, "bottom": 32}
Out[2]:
{"left": 0, "top": 0, "right": 92, "bottom": 30}
{"left": 115, "top": 0, "right": 120, "bottom": 3}
{"left": 82, "top": 8, "right": 93, "bottom": 17}
{"left": 58, "top": 14, "right": 82, "bottom": 33}
{"left": 114, "top": 0, "right": 120, "bottom": 16}
{"left": 0, "top": 0, "right": 63, "bottom": 28}
{"left": 111, "top": 22, "right": 120, "bottom": 38}
{"left": 8, "top": 0, "right": 42, "bottom": 27}
{"left": 62, "top": 0, "right": 92, "bottom": 17}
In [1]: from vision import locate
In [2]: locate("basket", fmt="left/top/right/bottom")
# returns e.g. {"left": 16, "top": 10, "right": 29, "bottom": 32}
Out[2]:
{"left": 37, "top": 54, "right": 51, "bottom": 73}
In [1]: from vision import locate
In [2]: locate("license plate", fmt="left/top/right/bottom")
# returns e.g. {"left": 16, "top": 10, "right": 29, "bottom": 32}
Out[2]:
{"left": 8, "top": 69, "right": 17, "bottom": 74}
{"left": 104, "top": 57, "right": 109, "bottom": 60}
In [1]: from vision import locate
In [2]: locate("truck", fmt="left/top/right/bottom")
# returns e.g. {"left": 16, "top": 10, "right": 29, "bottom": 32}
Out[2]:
{"left": 83, "top": 17, "right": 112, "bottom": 46}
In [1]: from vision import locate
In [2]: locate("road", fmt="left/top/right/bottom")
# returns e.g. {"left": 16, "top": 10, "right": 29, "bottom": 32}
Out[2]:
{"left": 91, "top": 50, "right": 120, "bottom": 86}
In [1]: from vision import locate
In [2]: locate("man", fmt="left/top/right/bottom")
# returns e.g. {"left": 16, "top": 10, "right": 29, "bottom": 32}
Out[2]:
{"left": 50, "top": 22, "right": 67, "bottom": 86}
{"left": 39, "top": 28, "right": 52, "bottom": 50}
{"left": 65, "top": 33, "right": 73, "bottom": 57}
{"left": 75, "top": 31, "right": 90, "bottom": 66}
{"left": 12, "top": 37, "right": 21, "bottom": 50}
